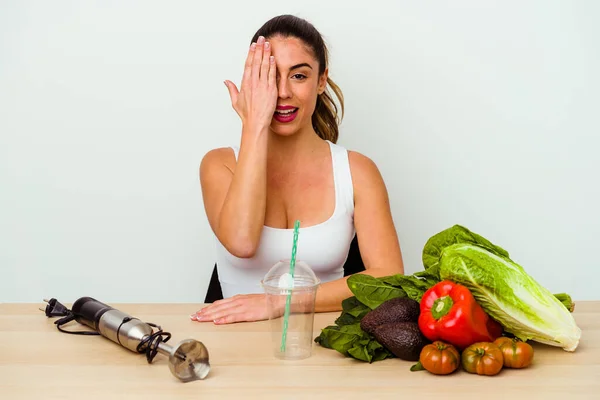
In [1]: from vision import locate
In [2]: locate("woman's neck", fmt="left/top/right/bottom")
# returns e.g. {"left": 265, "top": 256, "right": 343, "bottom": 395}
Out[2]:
{"left": 266, "top": 126, "right": 325, "bottom": 168}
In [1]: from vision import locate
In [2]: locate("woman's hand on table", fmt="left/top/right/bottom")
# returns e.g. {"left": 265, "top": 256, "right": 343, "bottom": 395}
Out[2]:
{"left": 190, "top": 294, "right": 270, "bottom": 324}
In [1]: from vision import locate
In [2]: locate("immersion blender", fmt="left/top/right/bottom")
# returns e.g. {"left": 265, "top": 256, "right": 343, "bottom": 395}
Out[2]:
{"left": 41, "top": 296, "right": 210, "bottom": 382}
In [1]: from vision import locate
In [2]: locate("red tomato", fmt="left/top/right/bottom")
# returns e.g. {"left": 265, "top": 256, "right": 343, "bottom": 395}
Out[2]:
{"left": 462, "top": 342, "right": 504, "bottom": 376}
{"left": 419, "top": 341, "right": 460, "bottom": 375}
{"left": 494, "top": 337, "right": 534, "bottom": 369}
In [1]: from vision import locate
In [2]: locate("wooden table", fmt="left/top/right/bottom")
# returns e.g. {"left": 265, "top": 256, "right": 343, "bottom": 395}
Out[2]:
{"left": 1, "top": 301, "right": 599, "bottom": 399}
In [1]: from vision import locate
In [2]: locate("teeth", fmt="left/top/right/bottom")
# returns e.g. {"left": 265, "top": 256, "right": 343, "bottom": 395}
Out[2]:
{"left": 276, "top": 108, "right": 296, "bottom": 115}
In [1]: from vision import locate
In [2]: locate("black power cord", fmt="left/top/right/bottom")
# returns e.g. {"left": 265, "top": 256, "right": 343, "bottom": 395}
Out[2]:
{"left": 41, "top": 298, "right": 99, "bottom": 335}
{"left": 136, "top": 322, "right": 172, "bottom": 363}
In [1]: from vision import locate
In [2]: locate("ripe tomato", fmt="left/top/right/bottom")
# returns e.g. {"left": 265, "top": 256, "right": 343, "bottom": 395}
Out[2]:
{"left": 419, "top": 341, "right": 460, "bottom": 375}
{"left": 462, "top": 342, "right": 504, "bottom": 376}
{"left": 494, "top": 337, "right": 534, "bottom": 369}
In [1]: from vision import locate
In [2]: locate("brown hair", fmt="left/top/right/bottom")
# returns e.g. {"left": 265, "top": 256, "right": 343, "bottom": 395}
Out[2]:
{"left": 251, "top": 15, "right": 344, "bottom": 143}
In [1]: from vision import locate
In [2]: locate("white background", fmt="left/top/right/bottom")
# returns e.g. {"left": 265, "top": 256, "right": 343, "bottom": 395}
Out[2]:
{"left": 1, "top": 1, "right": 598, "bottom": 303}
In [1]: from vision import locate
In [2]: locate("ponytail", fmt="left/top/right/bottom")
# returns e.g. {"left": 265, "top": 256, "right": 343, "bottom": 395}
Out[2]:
{"left": 312, "top": 77, "right": 344, "bottom": 143}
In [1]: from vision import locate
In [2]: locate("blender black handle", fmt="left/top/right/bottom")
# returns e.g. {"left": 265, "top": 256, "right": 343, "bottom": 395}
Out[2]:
{"left": 71, "top": 296, "right": 114, "bottom": 331}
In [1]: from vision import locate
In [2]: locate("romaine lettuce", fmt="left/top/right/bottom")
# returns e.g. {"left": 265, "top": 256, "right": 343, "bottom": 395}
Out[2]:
{"left": 439, "top": 242, "right": 582, "bottom": 351}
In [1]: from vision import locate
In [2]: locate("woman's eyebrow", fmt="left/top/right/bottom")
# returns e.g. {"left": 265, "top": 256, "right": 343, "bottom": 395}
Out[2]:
{"left": 289, "top": 63, "right": 313, "bottom": 71}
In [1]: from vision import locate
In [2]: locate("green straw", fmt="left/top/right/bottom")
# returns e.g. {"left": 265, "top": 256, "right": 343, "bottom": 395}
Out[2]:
{"left": 280, "top": 220, "right": 300, "bottom": 353}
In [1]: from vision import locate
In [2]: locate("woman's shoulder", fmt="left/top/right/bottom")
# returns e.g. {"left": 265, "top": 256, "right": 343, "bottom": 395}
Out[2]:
{"left": 203, "top": 146, "right": 236, "bottom": 160}
{"left": 327, "top": 141, "right": 380, "bottom": 174}
{"left": 346, "top": 150, "right": 382, "bottom": 178}
{"left": 199, "top": 146, "right": 237, "bottom": 174}
{"left": 345, "top": 149, "right": 387, "bottom": 193}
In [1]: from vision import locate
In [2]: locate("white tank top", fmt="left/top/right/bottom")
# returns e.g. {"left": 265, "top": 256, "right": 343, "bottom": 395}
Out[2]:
{"left": 214, "top": 140, "right": 356, "bottom": 298}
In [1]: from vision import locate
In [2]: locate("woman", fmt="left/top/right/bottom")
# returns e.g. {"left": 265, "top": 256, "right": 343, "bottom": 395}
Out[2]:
{"left": 191, "top": 15, "right": 404, "bottom": 324}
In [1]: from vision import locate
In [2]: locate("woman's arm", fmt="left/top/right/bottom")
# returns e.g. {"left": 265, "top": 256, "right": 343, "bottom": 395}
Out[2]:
{"left": 200, "top": 36, "right": 277, "bottom": 258}
{"left": 314, "top": 151, "right": 404, "bottom": 312}
{"left": 200, "top": 134, "right": 268, "bottom": 258}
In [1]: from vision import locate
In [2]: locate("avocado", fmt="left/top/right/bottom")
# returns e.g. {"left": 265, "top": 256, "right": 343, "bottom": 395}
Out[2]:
{"left": 360, "top": 297, "right": 420, "bottom": 335}
{"left": 372, "top": 321, "right": 430, "bottom": 361}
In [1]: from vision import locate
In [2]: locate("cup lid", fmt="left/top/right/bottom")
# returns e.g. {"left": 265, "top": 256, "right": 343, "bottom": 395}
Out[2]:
{"left": 261, "top": 260, "right": 320, "bottom": 291}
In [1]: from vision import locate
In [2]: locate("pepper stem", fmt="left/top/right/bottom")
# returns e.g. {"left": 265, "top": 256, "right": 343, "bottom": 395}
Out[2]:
{"left": 431, "top": 296, "right": 454, "bottom": 320}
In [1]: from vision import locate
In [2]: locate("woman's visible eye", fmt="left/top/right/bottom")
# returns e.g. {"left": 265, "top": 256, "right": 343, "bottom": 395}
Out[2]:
{"left": 291, "top": 74, "right": 307, "bottom": 80}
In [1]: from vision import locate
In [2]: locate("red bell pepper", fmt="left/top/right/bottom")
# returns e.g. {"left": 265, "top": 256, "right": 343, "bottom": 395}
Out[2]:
{"left": 418, "top": 280, "right": 503, "bottom": 350}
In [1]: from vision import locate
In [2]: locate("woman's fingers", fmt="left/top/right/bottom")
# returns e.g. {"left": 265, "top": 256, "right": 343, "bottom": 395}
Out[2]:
{"left": 260, "top": 40, "right": 271, "bottom": 83}
{"left": 212, "top": 304, "right": 266, "bottom": 325}
{"left": 191, "top": 294, "right": 268, "bottom": 324}
{"left": 213, "top": 312, "right": 247, "bottom": 325}
{"left": 268, "top": 56, "right": 276, "bottom": 90}
{"left": 201, "top": 306, "right": 257, "bottom": 325}
{"left": 192, "top": 298, "right": 240, "bottom": 321}
{"left": 195, "top": 298, "right": 236, "bottom": 315}
{"left": 224, "top": 80, "right": 239, "bottom": 108}
{"left": 195, "top": 305, "right": 239, "bottom": 322}
{"left": 251, "top": 36, "right": 265, "bottom": 88}
{"left": 240, "top": 42, "right": 256, "bottom": 92}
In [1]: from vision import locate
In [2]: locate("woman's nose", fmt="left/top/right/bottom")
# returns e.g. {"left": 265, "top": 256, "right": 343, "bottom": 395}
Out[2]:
{"left": 277, "top": 78, "right": 292, "bottom": 99}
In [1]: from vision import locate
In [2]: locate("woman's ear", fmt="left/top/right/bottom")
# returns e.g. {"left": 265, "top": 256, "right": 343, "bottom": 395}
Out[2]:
{"left": 318, "top": 68, "right": 329, "bottom": 95}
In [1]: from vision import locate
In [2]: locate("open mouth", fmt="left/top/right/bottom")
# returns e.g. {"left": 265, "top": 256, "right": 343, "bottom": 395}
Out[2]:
{"left": 273, "top": 108, "right": 299, "bottom": 123}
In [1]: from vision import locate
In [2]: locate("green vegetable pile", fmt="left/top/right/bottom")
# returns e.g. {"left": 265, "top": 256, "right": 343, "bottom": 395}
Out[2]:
{"left": 315, "top": 225, "right": 581, "bottom": 363}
